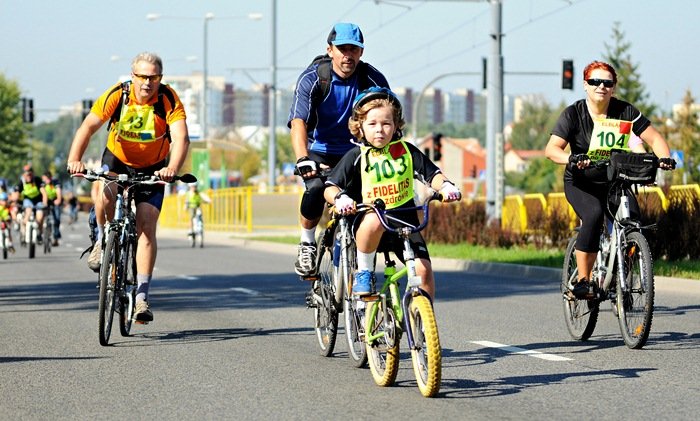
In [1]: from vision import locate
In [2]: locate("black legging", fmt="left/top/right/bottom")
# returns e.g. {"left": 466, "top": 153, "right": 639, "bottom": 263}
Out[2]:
{"left": 565, "top": 179, "right": 638, "bottom": 252}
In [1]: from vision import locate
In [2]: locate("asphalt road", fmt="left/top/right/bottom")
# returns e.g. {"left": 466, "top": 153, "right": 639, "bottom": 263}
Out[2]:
{"left": 1, "top": 225, "right": 698, "bottom": 420}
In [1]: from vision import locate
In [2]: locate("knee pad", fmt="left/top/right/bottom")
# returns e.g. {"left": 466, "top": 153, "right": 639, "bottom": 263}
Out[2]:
{"left": 300, "top": 178, "right": 325, "bottom": 220}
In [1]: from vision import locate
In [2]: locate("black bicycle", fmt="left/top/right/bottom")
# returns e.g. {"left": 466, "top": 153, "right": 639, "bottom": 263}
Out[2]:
{"left": 73, "top": 169, "right": 196, "bottom": 346}
{"left": 562, "top": 152, "right": 673, "bottom": 349}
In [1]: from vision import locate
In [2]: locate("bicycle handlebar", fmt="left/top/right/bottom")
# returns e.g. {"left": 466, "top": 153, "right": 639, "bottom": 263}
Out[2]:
{"left": 337, "top": 192, "right": 443, "bottom": 235}
{"left": 71, "top": 170, "right": 197, "bottom": 185}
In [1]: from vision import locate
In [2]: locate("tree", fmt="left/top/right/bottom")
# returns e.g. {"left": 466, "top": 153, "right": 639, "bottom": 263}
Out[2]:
{"left": 508, "top": 95, "right": 562, "bottom": 150}
{"left": 0, "top": 73, "right": 30, "bottom": 178}
{"left": 603, "top": 22, "right": 657, "bottom": 117}
{"left": 670, "top": 89, "right": 700, "bottom": 183}
{"left": 505, "top": 157, "right": 562, "bottom": 194}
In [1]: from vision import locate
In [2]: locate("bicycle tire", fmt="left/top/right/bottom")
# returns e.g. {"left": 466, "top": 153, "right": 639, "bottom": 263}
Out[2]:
{"left": 1, "top": 230, "right": 7, "bottom": 259}
{"left": 28, "top": 224, "right": 35, "bottom": 259}
{"left": 119, "top": 237, "right": 137, "bottom": 337}
{"left": 409, "top": 295, "right": 442, "bottom": 397}
{"left": 341, "top": 241, "right": 367, "bottom": 367}
{"left": 561, "top": 235, "right": 599, "bottom": 341}
{"left": 43, "top": 219, "right": 52, "bottom": 254}
{"left": 98, "top": 231, "right": 118, "bottom": 346}
{"left": 190, "top": 219, "right": 196, "bottom": 248}
{"left": 616, "top": 231, "right": 654, "bottom": 349}
{"left": 366, "top": 301, "right": 399, "bottom": 387}
{"left": 314, "top": 244, "right": 338, "bottom": 356}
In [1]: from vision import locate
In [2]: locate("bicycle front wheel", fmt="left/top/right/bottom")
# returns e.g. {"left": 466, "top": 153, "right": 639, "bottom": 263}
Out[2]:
{"left": 98, "top": 231, "right": 118, "bottom": 346}
{"left": 119, "top": 237, "right": 137, "bottom": 337}
{"left": 43, "top": 221, "right": 51, "bottom": 254}
{"left": 313, "top": 245, "right": 338, "bottom": 356}
{"left": 561, "top": 235, "right": 599, "bottom": 341}
{"left": 366, "top": 300, "right": 399, "bottom": 387}
{"left": 409, "top": 295, "right": 441, "bottom": 397}
{"left": 341, "top": 240, "right": 367, "bottom": 367}
{"left": 616, "top": 231, "right": 654, "bottom": 349}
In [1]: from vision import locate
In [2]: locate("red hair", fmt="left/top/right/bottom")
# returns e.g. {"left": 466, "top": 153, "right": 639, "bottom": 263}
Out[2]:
{"left": 583, "top": 61, "right": 617, "bottom": 84}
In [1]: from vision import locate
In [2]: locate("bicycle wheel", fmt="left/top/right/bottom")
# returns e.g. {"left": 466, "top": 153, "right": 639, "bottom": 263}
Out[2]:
{"left": 616, "top": 231, "right": 654, "bottom": 349}
{"left": 1, "top": 229, "right": 7, "bottom": 259}
{"left": 366, "top": 300, "right": 399, "bottom": 387}
{"left": 43, "top": 219, "right": 52, "bottom": 254}
{"left": 313, "top": 244, "right": 338, "bottom": 356}
{"left": 119, "top": 237, "right": 138, "bottom": 336}
{"left": 98, "top": 231, "right": 118, "bottom": 346}
{"left": 190, "top": 218, "right": 196, "bottom": 248}
{"left": 409, "top": 295, "right": 441, "bottom": 397}
{"left": 28, "top": 224, "right": 35, "bottom": 259}
{"left": 341, "top": 242, "right": 367, "bottom": 367}
{"left": 198, "top": 220, "right": 204, "bottom": 248}
{"left": 561, "top": 235, "right": 599, "bottom": 341}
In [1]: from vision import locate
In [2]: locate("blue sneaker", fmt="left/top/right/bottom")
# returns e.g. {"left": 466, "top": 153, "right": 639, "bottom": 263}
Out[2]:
{"left": 353, "top": 270, "right": 373, "bottom": 296}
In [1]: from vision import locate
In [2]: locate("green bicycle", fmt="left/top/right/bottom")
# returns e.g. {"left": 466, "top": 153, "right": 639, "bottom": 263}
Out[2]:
{"left": 362, "top": 193, "right": 443, "bottom": 398}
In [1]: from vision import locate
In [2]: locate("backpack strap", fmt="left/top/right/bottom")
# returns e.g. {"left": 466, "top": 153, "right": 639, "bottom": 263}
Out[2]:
{"left": 107, "top": 81, "right": 131, "bottom": 132}
{"left": 311, "top": 55, "right": 370, "bottom": 107}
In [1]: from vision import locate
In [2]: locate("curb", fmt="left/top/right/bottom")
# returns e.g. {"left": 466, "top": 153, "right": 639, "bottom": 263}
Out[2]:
{"left": 158, "top": 227, "right": 698, "bottom": 293}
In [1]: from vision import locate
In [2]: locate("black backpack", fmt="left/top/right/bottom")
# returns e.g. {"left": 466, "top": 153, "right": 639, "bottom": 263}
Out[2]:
{"left": 105, "top": 81, "right": 176, "bottom": 142}
{"left": 308, "top": 54, "right": 370, "bottom": 106}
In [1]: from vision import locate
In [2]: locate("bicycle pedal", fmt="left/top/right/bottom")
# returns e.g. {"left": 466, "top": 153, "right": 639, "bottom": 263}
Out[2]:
{"left": 300, "top": 275, "right": 319, "bottom": 282}
{"left": 359, "top": 294, "right": 380, "bottom": 302}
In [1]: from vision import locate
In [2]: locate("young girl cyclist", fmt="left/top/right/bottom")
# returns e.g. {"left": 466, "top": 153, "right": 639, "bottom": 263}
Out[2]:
{"left": 323, "top": 87, "right": 461, "bottom": 300}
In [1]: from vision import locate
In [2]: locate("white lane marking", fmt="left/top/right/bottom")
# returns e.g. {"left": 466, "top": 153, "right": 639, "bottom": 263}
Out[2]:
{"left": 471, "top": 340, "right": 572, "bottom": 361}
{"left": 230, "top": 287, "right": 260, "bottom": 296}
{"left": 176, "top": 275, "right": 199, "bottom": 281}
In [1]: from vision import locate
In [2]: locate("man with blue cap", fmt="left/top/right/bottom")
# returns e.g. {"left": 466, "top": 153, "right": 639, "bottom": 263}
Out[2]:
{"left": 288, "top": 23, "right": 390, "bottom": 277}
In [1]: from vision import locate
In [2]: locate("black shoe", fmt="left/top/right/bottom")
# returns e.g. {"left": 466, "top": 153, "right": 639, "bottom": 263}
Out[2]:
{"left": 570, "top": 278, "right": 593, "bottom": 299}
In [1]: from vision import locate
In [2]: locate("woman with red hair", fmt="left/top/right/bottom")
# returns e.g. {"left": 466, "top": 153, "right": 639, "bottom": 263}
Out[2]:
{"left": 545, "top": 60, "right": 675, "bottom": 298}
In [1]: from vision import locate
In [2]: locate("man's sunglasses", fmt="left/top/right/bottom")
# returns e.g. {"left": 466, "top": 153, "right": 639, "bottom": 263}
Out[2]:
{"left": 133, "top": 73, "right": 163, "bottom": 83}
{"left": 586, "top": 78, "right": 614, "bottom": 88}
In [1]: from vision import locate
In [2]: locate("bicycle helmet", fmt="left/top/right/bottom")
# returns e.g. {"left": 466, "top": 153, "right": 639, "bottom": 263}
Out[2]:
{"left": 351, "top": 87, "right": 404, "bottom": 141}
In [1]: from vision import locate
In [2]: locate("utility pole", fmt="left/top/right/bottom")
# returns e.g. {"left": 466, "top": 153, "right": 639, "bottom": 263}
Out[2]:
{"left": 267, "top": 0, "right": 277, "bottom": 188}
{"left": 485, "top": 0, "right": 503, "bottom": 223}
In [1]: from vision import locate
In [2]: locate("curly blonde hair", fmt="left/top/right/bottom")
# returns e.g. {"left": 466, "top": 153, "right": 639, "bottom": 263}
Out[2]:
{"left": 348, "top": 98, "right": 406, "bottom": 141}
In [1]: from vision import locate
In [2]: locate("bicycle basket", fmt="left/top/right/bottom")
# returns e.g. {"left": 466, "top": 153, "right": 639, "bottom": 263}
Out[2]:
{"left": 607, "top": 152, "right": 658, "bottom": 184}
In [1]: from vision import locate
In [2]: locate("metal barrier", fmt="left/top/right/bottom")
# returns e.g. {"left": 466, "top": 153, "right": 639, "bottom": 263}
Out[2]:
{"left": 160, "top": 183, "right": 700, "bottom": 234}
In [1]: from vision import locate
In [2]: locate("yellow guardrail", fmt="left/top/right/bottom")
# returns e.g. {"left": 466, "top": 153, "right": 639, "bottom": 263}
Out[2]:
{"left": 159, "top": 183, "right": 700, "bottom": 234}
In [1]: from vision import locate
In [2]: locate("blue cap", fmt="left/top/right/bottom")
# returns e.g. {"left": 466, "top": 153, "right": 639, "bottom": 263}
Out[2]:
{"left": 327, "top": 23, "right": 364, "bottom": 48}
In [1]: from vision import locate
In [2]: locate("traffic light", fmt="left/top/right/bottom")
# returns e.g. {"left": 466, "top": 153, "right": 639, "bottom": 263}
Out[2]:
{"left": 21, "top": 97, "right": 34, "bottom": 123}
{"left": 433, "top": 133, "right": 443, "bottom": 161}
{"left": 562, "top": 59, "right": 574, "bottom": 90}
{"left": 82, "top": 99, "right": 94, "bottom": 120}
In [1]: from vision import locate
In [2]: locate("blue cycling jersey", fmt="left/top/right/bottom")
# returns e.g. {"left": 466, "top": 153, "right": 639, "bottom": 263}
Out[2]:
{"left": 287, "top": 62, "right": 389, "bottom": 157}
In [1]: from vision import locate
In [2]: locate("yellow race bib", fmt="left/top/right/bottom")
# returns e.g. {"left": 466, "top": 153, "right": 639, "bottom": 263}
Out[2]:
{"left": 587, "top": 118, "right": 632, "bottom": 161}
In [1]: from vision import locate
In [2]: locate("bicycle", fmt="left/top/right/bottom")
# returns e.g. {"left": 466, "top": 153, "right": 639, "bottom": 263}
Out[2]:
{"left": 73, "top": 169, "right": 196, "bottom": 346}
{"left": 22, "top": 208, "right": 39, "bottom": 259}
{"left": 189, "top": 207, "right": 204, "bottom": 248}
{"left": 1, "top": 220, "right": 13, "bottom": 259}
{"left": 305, "top": 204, "right": 368, "bottom": 367}
{"left": 562, "top": 152, "right": 672, "bottom": 349}
{"left": 42, "top": 206, "right": 54, "bottom": 254}
{"left": 361, "top": 193, "right": 443, "bottom": 397}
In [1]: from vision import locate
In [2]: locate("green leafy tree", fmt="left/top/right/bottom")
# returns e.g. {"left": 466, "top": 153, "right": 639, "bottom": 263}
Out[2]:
{"left": 509, "top": 96, "right": 562, "bottom": 150}
{"left": 670, "top": 90, "right": 700, "bottom": 183}
{"left": 603, "top": 22, "right": 657, "bottom": 117}
{"left": 0, "top": 73, "right": 30, "bottom": 178}
{"left": 505, "top": 157, "right": 562, "bottom": 194}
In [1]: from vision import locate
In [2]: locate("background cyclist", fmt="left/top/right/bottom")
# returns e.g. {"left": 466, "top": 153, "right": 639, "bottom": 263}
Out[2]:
{"left": 323, "top": 88, "right": 461, "bottom": 299}
{"left": 185, "top": 183, "right": 210, "bottom": 236}
{"left": 545, "top": 60, "right": 675, "bottom": 299}
{"left": 41, "top": 170, "right": 63, "bottom": 246}
{"left": 12, "top": 165, "right": 47, "bottom": 245}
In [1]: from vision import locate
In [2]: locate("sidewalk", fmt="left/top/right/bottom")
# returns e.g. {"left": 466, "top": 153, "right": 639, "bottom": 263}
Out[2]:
{"left": 158, "top": 227, "right": 699, "bottom": 293}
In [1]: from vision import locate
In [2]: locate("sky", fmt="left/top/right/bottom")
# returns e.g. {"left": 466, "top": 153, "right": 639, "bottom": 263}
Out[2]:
{"left": 2, "top": 0, "right": 698, "bottom": 123}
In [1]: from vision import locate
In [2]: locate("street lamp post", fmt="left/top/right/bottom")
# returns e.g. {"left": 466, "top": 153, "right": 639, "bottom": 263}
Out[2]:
{"left": 146, "top": 12, "right": 263, "bottom": 142}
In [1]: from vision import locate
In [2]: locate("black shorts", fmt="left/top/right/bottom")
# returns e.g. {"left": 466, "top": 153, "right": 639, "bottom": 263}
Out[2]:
{"left": 101, "top": 149, "right": 166, "bottom": 210}
{"left": 351, "top": 210, "right": 431, "bottom": 262}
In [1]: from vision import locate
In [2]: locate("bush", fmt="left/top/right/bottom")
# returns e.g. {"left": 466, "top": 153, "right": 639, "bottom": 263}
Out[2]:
{"left": 426, "top": 194, "right": 699, "bottom": 262}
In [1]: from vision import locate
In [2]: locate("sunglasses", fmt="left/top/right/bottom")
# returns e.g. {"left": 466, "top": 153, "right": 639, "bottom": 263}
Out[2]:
{"left": 586, "top": 78, "right": 614, "bottom": 88}
{"left": 132, "top": 73, "right": 163, "bottom": 83}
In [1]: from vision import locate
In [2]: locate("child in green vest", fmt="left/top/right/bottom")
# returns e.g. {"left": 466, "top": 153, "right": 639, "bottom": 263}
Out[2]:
{"left": 323, "top": 87, "right": 461, "bottom": 299}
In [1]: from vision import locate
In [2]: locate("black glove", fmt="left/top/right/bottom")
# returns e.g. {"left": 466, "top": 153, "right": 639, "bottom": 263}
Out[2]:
{"left": 659, "top": 157, "right": 676, "bottom": 170}
{"left": 295, "top": 156, "right": 317, "bottom": 177}
{"left": 568, "top": 154, "right": 590, "bottom": 165}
